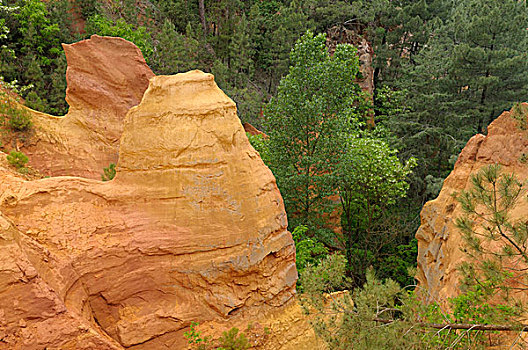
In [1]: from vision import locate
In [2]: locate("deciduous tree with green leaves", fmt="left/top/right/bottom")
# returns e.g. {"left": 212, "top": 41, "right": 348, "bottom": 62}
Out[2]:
{"left": 264, "top": 31, "right": 369, "bottom": 237}
{"left": 336, "top": 137, "right": 415, "bottom": 284}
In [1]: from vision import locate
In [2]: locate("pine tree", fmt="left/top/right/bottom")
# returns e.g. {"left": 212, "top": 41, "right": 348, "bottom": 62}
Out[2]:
{"left": 391, "top": 0, "right": 528, "bottom": 204}
{"left": 456, "top": 164, "right": 528, "bottom": 306}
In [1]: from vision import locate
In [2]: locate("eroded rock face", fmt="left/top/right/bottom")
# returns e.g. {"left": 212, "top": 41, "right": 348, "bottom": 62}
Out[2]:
{"left": 243, "top": 122, "right": 268, "bottom": 138}
{"left": 0, "top": 71, "right": 296, "bottom": 349}
{"left": 326, "top": 26, "right": 374, "bottom": 96}
{"left": 416, "top": 106, "right": 528, "bottom": 304}
{"left": 20, "top": 35, "right": 154, "bottom": 179}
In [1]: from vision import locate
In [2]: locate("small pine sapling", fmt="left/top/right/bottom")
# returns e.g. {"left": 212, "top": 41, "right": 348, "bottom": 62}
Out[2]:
{"left": 456, "top": 164, "right": 527, "bottom": 322}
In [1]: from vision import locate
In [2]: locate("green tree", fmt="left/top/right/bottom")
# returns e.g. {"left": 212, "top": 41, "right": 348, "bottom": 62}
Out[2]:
{"left": 248, "top": 0, "right": 311, "bottom": 98}
{"left": 150, "top": 19, "right": 202, "bottom": 74}
{"left": 395, "top": 0, "right": 528, "bottom": 205}
{"left": 73, "top": 0, "right": 98, "bottom": 20}
{"left": 264, "top": 31, "right": 369, "bottom": 236}
{"left": 301, "top": 255, "right": 527, "bottom": 350}
{"left": 336, "top": 137, "right": 415, "bottom": 284}
{"left": 85, "top": 14, "right": 154, "bottom": 63}
{"left": 0, "top": 0, "right": 71, "bottom": 115}
{"left": 154, "top": 0, "right": 199, "bottom": 34}
{"left": 456, "top": 164, "right": 528, "bottom": 312}
{"left": 212, "top": 13, "right": 262, "bottom": 124}
{"left": 291, "top": 224, "right": 328, "bottom": 280}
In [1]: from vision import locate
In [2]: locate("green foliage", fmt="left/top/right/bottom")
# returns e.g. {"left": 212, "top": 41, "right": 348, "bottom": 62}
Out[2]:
{"left": 302, "top": 265, "right": 422, "bottom": 350}
{"left": 449, "top": 285, "right": 518, "bottom": 325}
{"left": 246, "top": 132, "right": 270, "bottom": 165}
{"left": 264, "top": 31, "right": 369, "bottom": 234}
{"left": 149, "top": 19, "right": 202, "bottom": 75}
{"left": 375, "top": 239, "right": 418, "bottom": 288}
{"left": 0, "top": 0, "right": 71, "bottom": 116}
{"left": 511, "top": 102, "right": 528, "bottom": 130}
{"left": 301, "top": 254, "right": 350, "bottom": 299}
{"left": 393, "top": 0, "right": 528, "bottom": 207}
{"left": 217, "top": 327, "right": 249, "bottom": 350}
{"left": 73, "top": 0, "right": 98, "bottom": 19}
{"left": 6, "top": 150, "right": 28, "bottom": 170}
{"left": 456, "top": 164, "right": 528, "bottom": 310}
{"left": 7, "top": 106, "right": 32, "bottom": 131}
{"left": 301, "top": 259, "right": 525, "bottom": 349}
{"left": 292, "top": 225, "right": 328, "bottom": 279}
{"left": 184, "top": 322, "right": 250, "bottom": 350}
{"left": 101, "top": 163, "right": 116, "bottom": 182}
{"left": 336, "top": 137, "right": 415, "bottom": 285}
{"left": 0, "top": 80, "right": 32, "bottom": 131}
{"left": 184, "top": 321, "right": 210, "bottom": 350}
{"left": 85, "top": 14, "right": 153, "bottom": 62}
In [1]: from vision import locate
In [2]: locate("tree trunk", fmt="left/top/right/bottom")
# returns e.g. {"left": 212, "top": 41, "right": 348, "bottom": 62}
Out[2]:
{"left": 198, "top": 0, "right": 207, "bottom": 34}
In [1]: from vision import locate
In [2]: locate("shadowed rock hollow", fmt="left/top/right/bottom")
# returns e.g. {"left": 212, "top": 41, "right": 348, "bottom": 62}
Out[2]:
{"left": 0, "top": 67, "right": 297, "bottom": 348}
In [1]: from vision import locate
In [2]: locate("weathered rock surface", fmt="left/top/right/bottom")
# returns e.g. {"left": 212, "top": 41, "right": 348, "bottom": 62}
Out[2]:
{"left": 243, "top": 122, "right": 268, "bottom": 138}
{"left": 20, "top": 35, "right": 154, "bottom": 179}
{"left": 416, "top": 106, "right": 528, "bottom": 304}
{"left": 196, "top": 299, "right": 323, "bottom": 350}
{"left": 326, "top": 25, "right": 374, "bottom": 96}
{"left": 0, "top": 71, "right": 297, "bottom": 349}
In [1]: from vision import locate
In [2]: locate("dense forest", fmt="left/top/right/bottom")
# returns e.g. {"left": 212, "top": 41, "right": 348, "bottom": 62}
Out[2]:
{"left": 2, "top": 0, "right": 528, "bottom": 348}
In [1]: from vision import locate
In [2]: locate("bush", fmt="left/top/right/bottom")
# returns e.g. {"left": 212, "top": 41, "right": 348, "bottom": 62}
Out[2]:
{"left": 0, "top": 88, "right": 33, "bottom": 131}
{"left": 85, "top": 14, "right": 153, "bottom": 62}
{"left": 7, "top": 107, "right": 32, "bottom": 131}
{"left": 246, "top": 132, "right": 271, "bottom": 165}
{"left": 101, "top": 163, "right": 116, "bottom": 181}
{"left": 184, "top": 321, "right": 210, "bottom": 350}
{"left": 184, "top": 322, "right": 250, "bottom": 350}
{"left": 292, "top": 225, "right": 328, "bottom": 279}
{"left": 6, "top": 150, "right": 28, "bottom": 169}
{"left": 217, "top": 327, "right": 249, "bottom": 350}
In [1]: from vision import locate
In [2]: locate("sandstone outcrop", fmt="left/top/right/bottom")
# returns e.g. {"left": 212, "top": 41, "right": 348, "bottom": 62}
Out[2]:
{"left": 416, "top": 106, "right": 528, "bottom": 304}
{"left": 0, "top": 71, "right": 297, "bottom": 349}
{"left": 18, "top": 35, "right": 154, "bottom": 179}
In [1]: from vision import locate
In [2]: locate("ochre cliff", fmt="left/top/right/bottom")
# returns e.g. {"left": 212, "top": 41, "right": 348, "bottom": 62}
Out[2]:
{"left": 416, "top": 106, "right": 528, "bottom": 304}
{"left": 0, "top": 70, "right": 298, "bottom": 349}
{"left": 17, "top": 35, "right": 154, "bottom": 179}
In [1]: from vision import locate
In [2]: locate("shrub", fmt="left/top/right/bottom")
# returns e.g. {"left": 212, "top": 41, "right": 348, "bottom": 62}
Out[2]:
{"left": 184, "top": 321, "right": 210, "bottom": 350}
{"left": 0, "top": 95, "right": 33, "bottom": 131}
{"left": 511, "top": 102, "right": 528, "bottom": 130}
{"left": 101, "top": 163, "right": 116, "bottom": 181}
{"left": 184, "top": 323, "right": 250, "bottom": 350}
{"left": 292, "top": 225, "right": 328, "bottom": 280}
{"left": 7, "top": 107, "right": 32, "bottom": 131}
{"left": 6, "top": 150, "right": 28, "bottom": 170}
{"left": 217, "top": 327, "right": 249, "bottom": 350}
{"left": 0, "top": 79, "right": 33, "bottom": 131}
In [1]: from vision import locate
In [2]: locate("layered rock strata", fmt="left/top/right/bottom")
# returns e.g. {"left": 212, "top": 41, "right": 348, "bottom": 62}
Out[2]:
{"left": 416, "top": 106, "right": 528, "bottom": 303}
{"left": 0, "top": 71, "right": 297, "bottom": 349}
{"left": 19, "top": 35, "right": 154, "bottom": 179}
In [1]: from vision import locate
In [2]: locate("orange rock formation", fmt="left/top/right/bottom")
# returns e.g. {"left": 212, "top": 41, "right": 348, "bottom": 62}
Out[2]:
{"left": 20, "top": 35, "right": 154, "bottom": 179}
{"left": 416, "top": 106, "right": 528, "bottom": 304}
{"left": 243, "top": 122, "right": 268, "bottom": 138}
{"left": 0, "top": 67, "right": 297, "bottom": 348}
